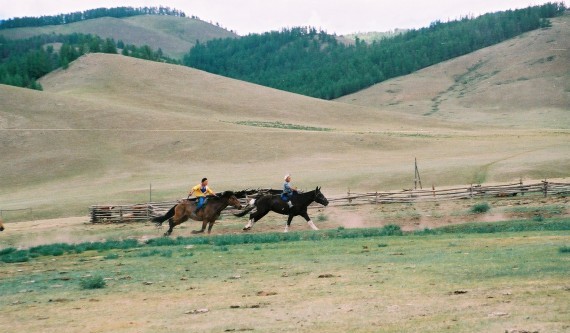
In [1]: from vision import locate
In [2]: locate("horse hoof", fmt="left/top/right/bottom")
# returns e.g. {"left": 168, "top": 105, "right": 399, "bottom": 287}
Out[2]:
{"left": 242, "top": 227, "right": 251, "bottom": 231}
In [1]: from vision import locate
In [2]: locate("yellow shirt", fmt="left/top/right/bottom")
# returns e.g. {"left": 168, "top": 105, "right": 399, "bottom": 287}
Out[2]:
{"left": 189, "top": 184, "right": 215, "bottom": 197}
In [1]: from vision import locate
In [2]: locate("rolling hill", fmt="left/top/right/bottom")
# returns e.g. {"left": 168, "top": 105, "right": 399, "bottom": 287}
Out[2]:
{"left": 337, "top": 14, "right": 570, "bottom": 129}
{"left": 0, "top": 15, "right": 237, "bottom": 59}
{"left": 0, "top": 13, "right": 568, "bottom": 219}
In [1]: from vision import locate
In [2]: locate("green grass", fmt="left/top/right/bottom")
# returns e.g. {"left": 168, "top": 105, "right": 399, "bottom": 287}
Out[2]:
{"left": 80, "top": 275, "right": 106, "bottom": 290}
{"left": 3, "top": 219, "right": 570, "bottom": 264}
{"left": 506, "top": 204, "right": 565, "bottom": 216}
{"left": 0, "top": 223, "right": 568, "bottom": 332}
{"left": 136, "top": 249, "right": 173, "bottom": 257}
{"left": 469, "top": 202, "right": 491, "bottom": 214}
{"left": 103, "top": 253, "right": 119, "bottom": 260}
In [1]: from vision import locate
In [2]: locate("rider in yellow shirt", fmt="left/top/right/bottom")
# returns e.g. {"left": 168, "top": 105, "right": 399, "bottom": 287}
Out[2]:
{"left": 189, "top": 178, "right": 216, "bottom": 214}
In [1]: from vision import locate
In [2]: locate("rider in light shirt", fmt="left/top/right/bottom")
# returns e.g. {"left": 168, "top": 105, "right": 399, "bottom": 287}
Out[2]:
{"left": 283, "top": 174, "right": 297, "bottom": 208}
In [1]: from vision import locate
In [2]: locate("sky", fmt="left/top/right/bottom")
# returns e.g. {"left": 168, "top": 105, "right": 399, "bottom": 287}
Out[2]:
{"left": 0, "top": 0, "right": 559, "bottom": 35}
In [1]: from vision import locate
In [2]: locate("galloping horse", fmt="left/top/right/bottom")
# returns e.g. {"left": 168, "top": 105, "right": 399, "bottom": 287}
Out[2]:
{"left": 236, "top": 187, "right": 329, "bottom": 232}
{"left": 152, "top": 191, "right": 242, "bottom": 236}
{"left": 0, "top": 217, "right": 4, "bottom": 232}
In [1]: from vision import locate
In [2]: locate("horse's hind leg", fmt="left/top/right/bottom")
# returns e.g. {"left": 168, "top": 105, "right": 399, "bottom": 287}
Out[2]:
{"left": 164, "top": 218, "right": 175, "bottom": 236}
{"left": 243, "top": 210, "right": 269, "bottom": 231}
{"left": 284, "top": 215, "right": 294, "bottom": 233}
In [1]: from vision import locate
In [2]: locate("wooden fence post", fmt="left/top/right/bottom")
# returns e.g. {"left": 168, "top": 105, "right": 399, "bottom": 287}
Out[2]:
{"left": 542, "top": 180, "right": 548, "bottom": 197}
{"left": 347, "top": 188, "right": 352, "bottom": 205}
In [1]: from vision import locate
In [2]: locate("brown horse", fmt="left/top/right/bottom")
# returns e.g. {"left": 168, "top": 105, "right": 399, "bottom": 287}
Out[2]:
{"left": 0, "top": 217, "right": 4, "bottom": 232}
{"left": 152, "top": 191, "right": 242, "bottom": 236}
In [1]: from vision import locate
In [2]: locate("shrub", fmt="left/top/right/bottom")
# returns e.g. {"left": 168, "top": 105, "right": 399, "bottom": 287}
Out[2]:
{"left": 1, "top": 250, "right": 29, "bottom": 263}
{"left": 470, "top": 202, "right": 491, "bottom": 214}
{"left": 0, "top": 247, "right": 17, "bottom": 256}
{"left": 29, "top": 243, "right": 67, "bottom": 256}
{"left": 214, "top": 245, "right": 229, "bottom": 252}
{"left": 381, "top": 224, "right": 403, "bottom": 236}
{"left": 138, "top": 249, "right": 161, "bottom": 257}
{"left": 559, "top": 246, "right": 570, "bottom": 253}
{"left": 533, "top": 214, "right": 544, "bottom": 222}
{"left": 80, "top": 276, "right": 106, "bottom": 289}
{"left": 104, "top": 253, "right": 119, "bottom": 260}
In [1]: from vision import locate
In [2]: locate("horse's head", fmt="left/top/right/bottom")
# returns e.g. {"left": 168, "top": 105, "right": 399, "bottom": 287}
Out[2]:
{"left": 0, "top": 219, "right": 4, "bottom": 232}
{"left": 221, "top": 191, "right": 243, "bottom": 210}
{"left": 314, "top": 186, "right": 329, "bottom": 207}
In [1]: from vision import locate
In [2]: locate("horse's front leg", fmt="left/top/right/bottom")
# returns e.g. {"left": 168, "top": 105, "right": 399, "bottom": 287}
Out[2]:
{"left": 300, "top": 211, "right": 318, "bottom": 230}
{"left": 192, "top": 219, "right": 207, "bottom": 234}
{"left": 243, "top": 216, "right": 255, "bottom": 231}
{"left": 207, "top": 220, "right": 215, "bottom": 234}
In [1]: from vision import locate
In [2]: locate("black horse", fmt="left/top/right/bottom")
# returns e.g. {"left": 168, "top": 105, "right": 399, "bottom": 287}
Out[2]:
{"left": 236, "top": 187, "right": 329, "bottom": 232}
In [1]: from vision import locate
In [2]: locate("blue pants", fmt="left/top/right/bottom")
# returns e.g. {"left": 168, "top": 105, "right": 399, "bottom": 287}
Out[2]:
{"left": 197, "top": 197, "right": 205, "bottom": 209}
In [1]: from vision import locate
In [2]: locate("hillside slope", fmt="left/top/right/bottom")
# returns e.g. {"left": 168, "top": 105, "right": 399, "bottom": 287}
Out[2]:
{"left": 337, "top": 14, "right": 570, "bottom": 129}
{"left": 1, "top": 53, "right": 568, "bottom": 219}
{"left": 0, "top": 15, "right": 237, "bottom": 59}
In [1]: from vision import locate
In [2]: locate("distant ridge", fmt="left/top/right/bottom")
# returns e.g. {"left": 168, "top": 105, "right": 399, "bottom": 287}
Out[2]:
{"left": 0, "top": 6, "right": 187, "bottom": 29}
{"left": 0, "top": 12, "right": 237, "bottom": 59}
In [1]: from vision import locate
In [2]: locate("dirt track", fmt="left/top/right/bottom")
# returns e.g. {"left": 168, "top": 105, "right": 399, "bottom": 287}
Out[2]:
{"left": 2, "top": 194, "right": 567, "bottom": 250}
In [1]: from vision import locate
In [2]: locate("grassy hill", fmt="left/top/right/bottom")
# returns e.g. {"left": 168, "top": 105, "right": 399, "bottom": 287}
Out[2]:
{"left": 0, "top": 15, "right": 237, "bottom": 59}
{"left": 0, "top": 14, "right": 568, "bottom": 219}
{"left": 337, "top": 14, "right": 570, "bottom": 129}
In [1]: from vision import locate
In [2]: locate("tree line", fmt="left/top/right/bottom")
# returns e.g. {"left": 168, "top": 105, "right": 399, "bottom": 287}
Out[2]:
{"left": 183, "top": 2, "right": 566, "bottom": 99}
{"left": 0, "top": 33, "right": 178, "bottom": 90}
{"left": 0, "top": 6, "right": 186, "bottom": 30}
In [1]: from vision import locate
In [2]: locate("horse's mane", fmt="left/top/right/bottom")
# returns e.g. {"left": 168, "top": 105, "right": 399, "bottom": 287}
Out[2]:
{"left": 215, "top": 191, "right": 235, "bottom": 199}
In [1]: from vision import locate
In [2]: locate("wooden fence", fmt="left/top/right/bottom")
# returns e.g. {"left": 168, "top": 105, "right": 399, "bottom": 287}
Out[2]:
{"left": 334, "top": 181, "right": 569, "bottom": 206}
{"left": 89, "top": 181, "right": 569, "bottom": 223}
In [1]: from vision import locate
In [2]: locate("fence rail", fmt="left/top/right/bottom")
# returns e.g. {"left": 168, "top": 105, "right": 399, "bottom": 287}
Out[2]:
{"left": 89, "top": 181, "right": 569, "bottom": 223}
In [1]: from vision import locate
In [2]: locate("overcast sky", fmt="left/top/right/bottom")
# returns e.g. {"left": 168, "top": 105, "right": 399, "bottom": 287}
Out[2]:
{"left": 0, "top": 0, "right": 558, "bottom": 35}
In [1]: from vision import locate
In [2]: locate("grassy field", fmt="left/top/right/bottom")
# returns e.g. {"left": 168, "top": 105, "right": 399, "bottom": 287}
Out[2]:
{"left": 0, "top": 11, "right": 569, "bottom": 333}
{"left": 0, "top": 16, "right": 568, "bottom": 220}
{"left": 1, "top": 220, "right": 568, "bottom": 333}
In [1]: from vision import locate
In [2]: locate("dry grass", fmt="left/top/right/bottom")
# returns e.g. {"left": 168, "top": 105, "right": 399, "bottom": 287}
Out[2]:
{"left": 337, "top": 14, "right": 570, "bottom": 129}
{"left": 0, "top": 16, "right": 569, "bottom": 220}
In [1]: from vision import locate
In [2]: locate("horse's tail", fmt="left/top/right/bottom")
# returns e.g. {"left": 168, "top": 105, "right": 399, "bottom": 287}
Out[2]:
{"left": 152, "top": 205, "right": 176, "bottom": 225}
{"left": 234, "top": 199, "right": 256, "bottom": 217}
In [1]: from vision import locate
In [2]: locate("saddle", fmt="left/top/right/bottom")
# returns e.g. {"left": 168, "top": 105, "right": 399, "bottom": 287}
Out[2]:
{"left": 280, "top": 191, "right": 297, "bottom": 201}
